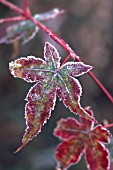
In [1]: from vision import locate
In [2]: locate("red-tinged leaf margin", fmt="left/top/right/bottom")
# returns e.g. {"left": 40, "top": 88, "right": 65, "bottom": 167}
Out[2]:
{"left": 54, "top": 117, "right": 85, "bottom": 140}
{"left": 12, "top": 42, "right": 61, "bottom": 152}
{"left": 85, "top": 142, "right": 110, "bottom": 170}
{"left": 9, "top": 42, "right": 98, "bottom": 154}
{"left": 80, "top": 106, "right": 94, "bottom": 130}
{"left": 54, "top": 107, "right": 111, "bottom": 170}
{"left": 92, "top": 125, "right": 111, "bottom": 144}
{"left": 9, "top": 56, "right": 46, "bottom": 82}
{"left": 60, "top": 61, "right": 94, "bottom": 77}
{"left": 57, "top": 74, "right": 97, "bottom": 123}
{"left": 55, "top": 136, "right": 85, "bottom": 169}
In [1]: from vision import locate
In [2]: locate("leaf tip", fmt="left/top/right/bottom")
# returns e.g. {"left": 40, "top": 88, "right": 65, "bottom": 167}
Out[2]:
{"left": 87, "top": 65, "right": 94, "bottom": 72}
{"left": 86, "top": 114, "right": 98, "bottom": 124}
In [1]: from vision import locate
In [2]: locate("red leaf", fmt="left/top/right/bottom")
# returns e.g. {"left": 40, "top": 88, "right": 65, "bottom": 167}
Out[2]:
{"left": 9, "top": 56, "right": 46, "bottom": 82}
{"left": 54, "top": 107, "right": 111, "bottom": 170}
{"left": 85, "top": 142, "right": 110, "bottom": 170}
{"left": 56, "top": 136, "right": 85, "bottom": 169}
{"left": 92, "top": 125, "right": 111, "bottom": 143}
{"left": 22, "top": 81, "right": 56, "bottom": 145}
{"left": 57, "top": 76, "right": 96, "bottom": 122}
{"left": 54, "top": 118, "right": 85, "bottom": 140}
{"left": 9, "top": 42, "right": 95, "bottom": 152}
{"left": 60, "top": 62, "right": 93, "bottom": 77}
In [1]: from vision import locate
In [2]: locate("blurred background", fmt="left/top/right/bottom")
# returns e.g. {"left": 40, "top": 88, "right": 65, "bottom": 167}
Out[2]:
{"left": 0, "top": 0, "right": 113, "bottom": 169}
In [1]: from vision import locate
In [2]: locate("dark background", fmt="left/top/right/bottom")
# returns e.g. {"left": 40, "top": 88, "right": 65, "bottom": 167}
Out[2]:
{"left": 0, "top": 0, "right": 113, "bottom": 170}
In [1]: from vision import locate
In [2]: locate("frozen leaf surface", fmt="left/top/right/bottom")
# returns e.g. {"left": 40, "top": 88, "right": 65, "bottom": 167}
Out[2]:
{"left": 0, "top": 8, "right": 63, "bottom": 44}
{"left": 9, "top": 42, "right": 95, "bottom": 152}
{"left": 54, "top": 107, "right": 111, "bottom": 170}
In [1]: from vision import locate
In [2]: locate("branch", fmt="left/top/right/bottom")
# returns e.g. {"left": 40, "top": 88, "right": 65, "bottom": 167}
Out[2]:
{"left": 25, "top": 13, "right": 76, "bottom": 60}
{"left": 24, "top": 0, "right": 31, "bottom": 16}
{"left": 0, "top": 0, "right": 24, "bottom": 16}
{"left": 0, "top": 16, "right": 25, "bottom": 24}
{"left": 88, "top": 71, "right": 113, "bottom": 103}
{"left": 0, "top": 0, "right": 113, "bottom": 103}
{"left": 59, "top": 53, "right": 72, "bottom": 69}
{"left": 104, "top": 123, "right": 113, "bottom": 129}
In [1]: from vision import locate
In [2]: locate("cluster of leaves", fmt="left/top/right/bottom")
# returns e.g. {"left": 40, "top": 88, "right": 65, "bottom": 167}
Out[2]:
{"left": 54, "top": 107, "right": 111, "bottom": 170}
{"left": 9, "top": 42, "right": 96, "bottom": 153}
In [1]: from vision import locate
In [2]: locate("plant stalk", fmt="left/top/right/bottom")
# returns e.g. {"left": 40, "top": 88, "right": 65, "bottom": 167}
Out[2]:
{"left": 0, "top": 0, "right": 113, "bottom": 103}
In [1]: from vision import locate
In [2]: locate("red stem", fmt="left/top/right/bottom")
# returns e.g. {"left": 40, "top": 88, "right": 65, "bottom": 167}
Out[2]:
{"left": 27, "top": 14, "right": 76, "bottom": 59}
{"left": 88, "top": 71, "right": 113, "bottom": 103}
{"left": 0, "top": 0, "right": 24, "bottom": 16}
{"left": 14, "top": 143, "right": 26, "bottom": 154}
{"left": 0, "top": 0, "right": 113, "bottom": 103}
{"left": 24, "top": 0, "right": 30, "bottom": 16}
{"left": 60, "top": 53, "right": 71, "bottom": 69}
{"left": 104, "top": 123, "right": 113, "bottom": 129}
{"left": 24, "top": 0, "right": 29, "bottom": 9}
{"left": 0, "top": 16, "right": 25, "bottom": 24}
{"left": 75, "top": 57, "right": 113, "bottom": 103}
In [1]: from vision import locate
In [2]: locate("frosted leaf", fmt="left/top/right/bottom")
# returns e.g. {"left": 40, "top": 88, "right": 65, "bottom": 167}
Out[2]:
{"left": 9, "top": 42, "right": 95, "bottom": 152}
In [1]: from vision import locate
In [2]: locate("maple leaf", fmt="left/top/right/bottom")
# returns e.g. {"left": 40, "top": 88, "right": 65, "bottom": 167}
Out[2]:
{"left": 0, "top": 8, "right": 63, "bottom": 44}
{"left": 9, "top": 42, "right": 96, "bottom": 152}
{"left": 54, "top": 107, "right": 111, "bottom": 170}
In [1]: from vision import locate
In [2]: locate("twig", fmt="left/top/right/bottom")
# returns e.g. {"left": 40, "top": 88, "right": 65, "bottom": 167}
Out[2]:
{"left": 0, "top": 0, "right": 113, "bottom": 103}
{"left": 88, "top": 71, "right": 113, "bottom": 103}
{"left": 0, "top": 16, "right": 25, "bottom": 24}
{"left": 59, "top": 53, "right": 72, "bottom": 69}
{"left": 104, "top": 123, "right": 113, "bottom": 129}
{"left": 0, "top": 0, "right": 24, "bottom": 16}
{"left": 26, "top": 13, "right": 76, "bottom": 60}
{"left": 24, "top": 0, "right": 30, "bottom": 16}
